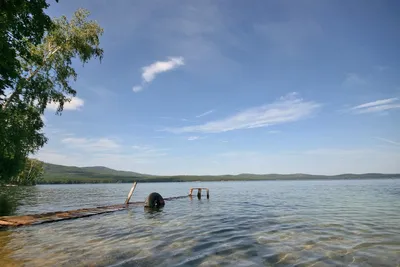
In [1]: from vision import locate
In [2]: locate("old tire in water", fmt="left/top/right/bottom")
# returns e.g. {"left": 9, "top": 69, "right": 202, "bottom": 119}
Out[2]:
{"left": 145, "top": 192, "right": 165, "bottom": 208}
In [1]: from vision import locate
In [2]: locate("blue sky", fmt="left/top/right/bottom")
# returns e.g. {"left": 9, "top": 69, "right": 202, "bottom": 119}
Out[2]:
{"left": 36, "top": 0, "right": 400, "bottom": 175}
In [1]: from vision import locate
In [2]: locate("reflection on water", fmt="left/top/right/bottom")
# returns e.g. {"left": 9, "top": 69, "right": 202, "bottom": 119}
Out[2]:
{"left": 0, "top": 196, "right": 16, "bottom": 216}
{"left": 0, "top": 179, "right": 400, "bottom": 266}
{"left": 0, "top": 186, "right": 42, "bottom": 216}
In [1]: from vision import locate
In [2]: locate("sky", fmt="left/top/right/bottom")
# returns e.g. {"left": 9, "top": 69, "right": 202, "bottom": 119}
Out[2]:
{"left": 35, "top": 0, "right": 400, "bottom": 175}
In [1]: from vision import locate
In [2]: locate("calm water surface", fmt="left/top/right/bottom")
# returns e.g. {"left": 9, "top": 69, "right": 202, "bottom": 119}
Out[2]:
{"left": 0, "top": 179, "right": 399, "bottom": 266}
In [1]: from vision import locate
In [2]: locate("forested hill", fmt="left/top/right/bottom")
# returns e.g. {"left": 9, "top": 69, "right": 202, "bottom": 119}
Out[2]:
{"left": 41, "top": 162, "right": 400, "bottom": 184}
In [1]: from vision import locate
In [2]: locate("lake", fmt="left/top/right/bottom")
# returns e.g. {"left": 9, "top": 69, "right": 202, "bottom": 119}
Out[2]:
{"left": 0, "top": 179, "right": 399, "bottom": 266}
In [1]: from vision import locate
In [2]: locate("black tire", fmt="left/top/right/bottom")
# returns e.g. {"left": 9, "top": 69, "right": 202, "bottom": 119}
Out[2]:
{"left": 144, "top": 192, "right": 165, "bottom": 208}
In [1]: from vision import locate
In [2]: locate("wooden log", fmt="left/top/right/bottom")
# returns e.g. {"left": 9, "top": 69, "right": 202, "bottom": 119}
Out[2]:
{"left": 125, "top": 182, "right": 137, "bottom": 204}
{"left": 0, "top": 195, "right": 188, "bottom": 228}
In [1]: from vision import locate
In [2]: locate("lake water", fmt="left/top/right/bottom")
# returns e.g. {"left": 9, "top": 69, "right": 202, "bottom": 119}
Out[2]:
{"left": 0, "top": 179, "right": 399, "bottom": 266}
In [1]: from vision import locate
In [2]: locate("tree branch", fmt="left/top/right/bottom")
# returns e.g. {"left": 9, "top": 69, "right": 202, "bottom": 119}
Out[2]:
{"left": 3, "top": 45, "right": 61, "bottom": 109}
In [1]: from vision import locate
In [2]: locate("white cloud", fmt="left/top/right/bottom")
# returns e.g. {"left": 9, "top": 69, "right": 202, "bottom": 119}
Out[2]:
{"left": 132, "top": 145, "right": 149, "bottom": 150}
{"left": 160, "top": 116, "right": 191, "bottom": 122}
{"left": 47, "top": 97, "right": 84, "bottom": 111}
{"left": 62, "top": 137, "right": 120, "bottom": 152}
{"left": 142, "top": 57, "right": 184, "bottom": 82}
{"left": 268, "top": 130, "right": 280, "bottom": 134}
{"left": 132, "top": 145, "right": 157, "bottom": 152}
{"left": 132, "top": 86, "right": 143, "bottom": 93}
{"left": 132, "top": 145, "right": 169, "bottom": 156}
{"left": 32, "top": 149, "right": 73, "bottom": 163}
{"left": 342, "top": 73, "right": 367, "bottom": 87}
{"left": 375, "top": 137, "right": 400, "bottom": 146}
{"left": 165, "top": 93, "right": 320, "bottom": 134}
{"left": 132, "top": 57, "right": 184, "bottom": 93}
{"left": 302, "top": 148, "right": 373, "bottom": 156}
{"left": 187, "top": 136, "right": 200, "bottom": 141}
{"left": 350, "top": 98, "right": 400, "bottom": 114}
{"left": 196, "top": 109, "right": 214, "bottom": 118}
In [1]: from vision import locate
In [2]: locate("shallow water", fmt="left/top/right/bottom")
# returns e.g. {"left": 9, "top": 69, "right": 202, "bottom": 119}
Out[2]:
{"left": 0, "top": 179, "right": 399, "bottom": 266}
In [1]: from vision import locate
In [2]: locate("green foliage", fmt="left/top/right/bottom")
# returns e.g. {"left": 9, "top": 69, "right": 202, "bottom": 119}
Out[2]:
{"left": 0, "top": 8, "right": 104, "bottom": 183}
{"left": 0, "top": 104, "right": 46, "bottom": 183}
{"left": 4, "top": 8, "right": 104, "bottom": 113}
{"left": 0, "top": 194, "right": 18, "bottom": 216}
{"left": 0, "top": 0, "right": 56, "bottom": 96}
{"left": 10, "top": 158, "right": 44, "bottom": 185}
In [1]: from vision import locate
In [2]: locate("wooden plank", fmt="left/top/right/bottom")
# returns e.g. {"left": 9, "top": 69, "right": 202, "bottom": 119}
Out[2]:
{"left": 125, "top": 182, "right": 137, "bottom": 204}
{"left": 0, "top": 196, "right": 188, "bottom": 228}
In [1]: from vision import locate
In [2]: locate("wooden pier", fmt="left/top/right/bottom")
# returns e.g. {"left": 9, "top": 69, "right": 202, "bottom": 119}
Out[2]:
{"left": 0, "top": 184, "right": 209, "bottom": 228}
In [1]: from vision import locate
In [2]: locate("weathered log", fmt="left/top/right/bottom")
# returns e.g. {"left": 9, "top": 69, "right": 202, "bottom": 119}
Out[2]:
{"left": 125, "top": 182, "right": 137, "bottom": 204}
{"left": 0, "top": 196, "right": 189, "bottom": 228}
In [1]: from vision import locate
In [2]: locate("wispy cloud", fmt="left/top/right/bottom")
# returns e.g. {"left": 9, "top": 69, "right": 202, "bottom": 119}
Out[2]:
{"left": 375, "top": 137, "right": 400, "bottom": 146}
{"left": 342, "top": 73, "right": 367, "bottom": 87}
{"left": 47, "top": 97, "right": 84, "bottom": 111}
{"left": 350, "top": 98, "right": 400, "bottom": 114}
{"left": 159, "top": 116, "right": 191, "bottom": 122}
{"left": 132, "top": 57, "right": 184, "bottom": 93}
{"left": 132, "top": 145, "right": 169, "bottom": 155}
{"left": 196, "top": 109, "right": 214, "bottom": 118}
{"left": 132, "top": 145, "right": 151, "bottom": 151}
{"left": 164, "top": 93, "right": 320, "bottom": 134}
{"left": 302, "top": 148, "right": 373, "bottom": 156}
{"left": 187, "top": 136, "right": 200, "bottom": 141}
{"left": 62, "top": 137, "right": 120, "bottom": 152}
{"left": 132, "top": 86, "right": 144, "bottom": 93}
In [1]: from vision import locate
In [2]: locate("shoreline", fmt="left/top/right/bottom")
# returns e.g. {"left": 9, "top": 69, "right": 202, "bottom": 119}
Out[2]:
{"left": 36, "top": 176, "right": 400, "bottom": 185}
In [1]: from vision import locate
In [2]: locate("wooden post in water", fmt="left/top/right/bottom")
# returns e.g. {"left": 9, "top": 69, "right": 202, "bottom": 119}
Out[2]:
{"left": 188, "top": 188, "right": 209, "bottom": 199}
{"left": 125, "top": 182, "right": 137, "bottom": 204}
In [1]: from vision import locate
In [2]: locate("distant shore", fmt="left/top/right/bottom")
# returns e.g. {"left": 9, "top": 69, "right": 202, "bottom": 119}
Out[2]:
{"left": 39, "top": 162, "right": 400, "bottom": 185}
{"left": 38, "top": 175, "right": 400, "bottom": 184}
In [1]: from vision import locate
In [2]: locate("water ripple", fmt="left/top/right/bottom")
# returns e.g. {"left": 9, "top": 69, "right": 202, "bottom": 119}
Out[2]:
{"left": 1, "top": 180, "right": 400, "bottom": 266}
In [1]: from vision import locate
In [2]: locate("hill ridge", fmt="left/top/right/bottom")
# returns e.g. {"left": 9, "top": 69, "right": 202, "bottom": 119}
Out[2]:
{"left": 41, "top": 162, "right": 400, "bottom": 184}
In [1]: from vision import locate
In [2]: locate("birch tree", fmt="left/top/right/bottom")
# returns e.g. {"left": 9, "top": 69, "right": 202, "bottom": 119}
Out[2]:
{"left": 0, "top": 8, "right": 104, "bottom": 183}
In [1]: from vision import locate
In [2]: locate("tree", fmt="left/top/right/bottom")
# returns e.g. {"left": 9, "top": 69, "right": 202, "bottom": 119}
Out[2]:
{"left": 3, "top": 8, "right": 104, "bottom": 112}
{"left": 0, "top": 8, "right": 104, "bottom": 183}
{"left": 0, "top": 104, "right": 45, "bottom": 184}
{"left": 0, "top": 0, "right": 57, "bottom": 97}
{"left": 11, "top": 158, "right": 44, "bottom": 185}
